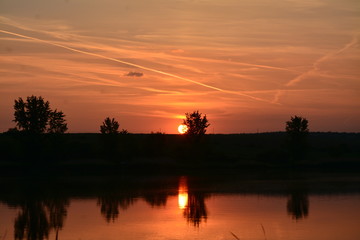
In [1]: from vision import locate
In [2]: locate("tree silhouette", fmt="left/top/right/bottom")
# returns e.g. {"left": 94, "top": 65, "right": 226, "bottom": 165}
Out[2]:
{"left": 100, "top": 117, "right": 119, "bottom": 134}
{"left": 183, "top": 111, "right": 210, "bottom": 136}
{"left": 286, "top": 115, "right": 309, "bottom": 137}
{"left": 13, "top": 96, "right": 67, "bottom": 134}
{"left": 285, "top": 115, "right": 309, "bottom": 159}
{"left": 14, "top": 96, "right": 50, "bottom": 133}
{"left": 48, "top": 110, "right": 68, "bottom": 133}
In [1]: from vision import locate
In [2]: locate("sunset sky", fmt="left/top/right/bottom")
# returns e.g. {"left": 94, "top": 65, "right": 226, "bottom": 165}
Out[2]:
{"left": 1, "top": 0, "right": 359, "bottom": 133}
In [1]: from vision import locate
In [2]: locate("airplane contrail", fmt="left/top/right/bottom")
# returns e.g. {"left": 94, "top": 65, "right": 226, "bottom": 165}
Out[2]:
{"left": 0, "top": 29, "right": 274, "bottom": 104}
{"left": 270, "top": 34, "right": 359, "bottom": 104}
{"left": 285, "top": 34, "right": 358, "bottom": 87}
{"left": 0, "top": 16, "right": 296, "bottom": 73}
{"left": 166, "top": 53, "right": 298, "bottom": 73}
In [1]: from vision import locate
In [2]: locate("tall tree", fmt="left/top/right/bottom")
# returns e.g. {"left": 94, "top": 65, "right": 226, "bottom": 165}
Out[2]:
{"left": 183, "top": 111, "right": 210, "bottom": 136}
{"left": 100, "top": 117, "right": 119, "bottom": 134}
{"left": 13, "top": 95, "right": 67, "bottom": 134}
{"left": 14, "top": 96, "right": 50, "bottom": 133}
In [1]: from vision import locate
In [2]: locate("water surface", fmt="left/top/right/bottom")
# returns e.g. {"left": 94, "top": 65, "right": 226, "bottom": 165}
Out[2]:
{"left": 0, "top": 174, "right": 359, "bottom": 240}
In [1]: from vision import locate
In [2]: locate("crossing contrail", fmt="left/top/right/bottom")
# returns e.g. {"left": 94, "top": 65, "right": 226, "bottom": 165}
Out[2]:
{"left": 285, "top": 34, "right": 358, "bottom": 87}
{"left": 0, "top": 29, "right": 274, "bottom": 103}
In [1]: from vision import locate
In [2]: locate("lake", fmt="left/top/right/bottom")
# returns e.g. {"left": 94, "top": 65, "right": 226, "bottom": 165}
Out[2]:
{"left": 0, "top": 173, "right": 359, "bottom": 240}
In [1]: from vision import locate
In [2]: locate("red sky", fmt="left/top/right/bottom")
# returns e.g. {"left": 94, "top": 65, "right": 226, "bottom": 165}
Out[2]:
{"left": 1, "top": 0, "right": 359, "bottom": 133}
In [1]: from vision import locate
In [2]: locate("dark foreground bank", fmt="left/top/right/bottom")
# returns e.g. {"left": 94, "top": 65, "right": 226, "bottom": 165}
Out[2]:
{"left": 0, "top": 132, "right": 359, "bottom": 175}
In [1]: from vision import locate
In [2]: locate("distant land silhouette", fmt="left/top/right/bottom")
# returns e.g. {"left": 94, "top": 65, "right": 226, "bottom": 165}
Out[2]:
{"left": 0, "top": 131, "right": 359, "bottom": 175}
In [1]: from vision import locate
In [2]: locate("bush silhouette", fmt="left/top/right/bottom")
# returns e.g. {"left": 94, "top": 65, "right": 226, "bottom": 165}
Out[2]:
{"left": 100, "top": 117, "right": 119, "bottom": 134}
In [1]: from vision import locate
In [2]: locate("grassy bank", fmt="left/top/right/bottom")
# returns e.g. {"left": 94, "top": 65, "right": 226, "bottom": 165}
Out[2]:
{"left": 0, "top": 132, "right": 359, "bottom": 174}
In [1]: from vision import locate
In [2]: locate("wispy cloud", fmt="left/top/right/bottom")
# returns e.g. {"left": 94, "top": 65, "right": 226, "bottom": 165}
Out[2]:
{"left": 0, "top": 28, "right": 275, "bottom": 104}
{"left": 125, "top": 71, "right": 143, "bottom": 77}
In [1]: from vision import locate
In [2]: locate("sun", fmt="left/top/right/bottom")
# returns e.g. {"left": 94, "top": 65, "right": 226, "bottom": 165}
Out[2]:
{"left": 178, "top": 124, "right": 188, "bottom": 134}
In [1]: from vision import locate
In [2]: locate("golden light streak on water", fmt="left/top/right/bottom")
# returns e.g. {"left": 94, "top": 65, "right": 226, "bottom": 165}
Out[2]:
{"left": 178, "top": 176, "right": 188, "bottom": 209}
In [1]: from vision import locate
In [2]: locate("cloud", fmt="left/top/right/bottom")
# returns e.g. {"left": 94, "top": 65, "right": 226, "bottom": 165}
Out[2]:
{"left": 125, "top": 71, "right": 143, "bottom": 77}
{"left": 0, "top": 28, "right": 274, "bottom": 104}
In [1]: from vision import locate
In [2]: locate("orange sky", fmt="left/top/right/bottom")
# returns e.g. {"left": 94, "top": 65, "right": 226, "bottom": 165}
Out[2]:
{"left": 1, "top": 0, "right": 359, "bottom": 133}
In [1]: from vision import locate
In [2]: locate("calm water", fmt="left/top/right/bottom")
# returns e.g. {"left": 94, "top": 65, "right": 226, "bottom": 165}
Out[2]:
{"left": 1, "top": 174, "right": 359, "bottom": 240}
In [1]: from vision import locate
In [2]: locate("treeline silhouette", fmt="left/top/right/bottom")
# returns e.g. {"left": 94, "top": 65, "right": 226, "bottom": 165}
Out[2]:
{"left": 2, "top": 95, "right": 359, "bottom": 172}
{"left": 0, "top": 132, "right": 359, "bottom": 172}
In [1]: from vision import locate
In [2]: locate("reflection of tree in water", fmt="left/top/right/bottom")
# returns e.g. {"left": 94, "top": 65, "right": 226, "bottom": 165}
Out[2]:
{"left": 183, "top": 192, "right": 208, "bottom": 227}
{"left": 97, "top": 195, "right": 136, "bottom": 222}
{"left": 14, "top": 198, "right": 69, "bottom": 240}
{"left": 143, "top": 192, "right": 168, "bottom": 208}
{"left": 287, "top": 192, "right": 309, "bottom": 220}
{"left": 178, "top": 177, "right": 208, "bottom": 227}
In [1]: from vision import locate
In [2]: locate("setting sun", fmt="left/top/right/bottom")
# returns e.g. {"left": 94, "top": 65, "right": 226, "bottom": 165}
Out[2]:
{"left": 1, "top": 0, "right": 359, "bottom": 134}
{"left": 178, "top": 124, "right": 188, "bottom": 134}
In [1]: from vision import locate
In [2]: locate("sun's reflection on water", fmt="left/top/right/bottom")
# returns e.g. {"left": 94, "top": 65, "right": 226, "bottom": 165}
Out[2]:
{"left": 178, "top": 176, "right": 188, "bottom": 209}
